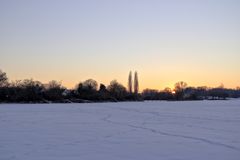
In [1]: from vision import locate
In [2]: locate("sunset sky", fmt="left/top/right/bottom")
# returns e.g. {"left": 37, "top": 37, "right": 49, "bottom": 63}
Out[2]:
{"left": 1, "top": 0, "right": 240, "bottom": 90}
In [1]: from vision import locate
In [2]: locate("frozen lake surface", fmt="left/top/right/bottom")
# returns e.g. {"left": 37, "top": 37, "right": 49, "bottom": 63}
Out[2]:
{"left": 0, "top": 100, "right": 240, "bottom": 160}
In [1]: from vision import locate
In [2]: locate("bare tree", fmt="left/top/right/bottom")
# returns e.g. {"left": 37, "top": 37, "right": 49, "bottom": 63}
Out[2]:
{"left": 44, "top": 80, "right": 65, "bottom": 101}
{"left": 0, "top": 70, "right": 8, "bottom": 87}
{"left": 174, "top": 81, "right": 187, "bottom": 100}
{"left": 128, "top": 71, "right": 132, "bottom": 93}
{"left": 82, "top": 79, "right": 98, "bottom": 91}
{"left": 174, "top": 81, "right": 187, "bottom": 92}
{"left": 163, "top": 87, "right": 172, "bottom": 93}
{"left": 134, "top": 71, "right": 139, "bottom": 94}
{"left": 107, "top": 80, "right": 127, "bottom": 100}
{"left": 46, "top": 80, "right": 62, "bottom": 89}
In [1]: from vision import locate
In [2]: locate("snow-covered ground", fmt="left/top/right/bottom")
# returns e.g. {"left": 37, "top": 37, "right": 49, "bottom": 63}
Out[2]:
{"left": 0, "top": 100, "right": 240, "bottom": 160}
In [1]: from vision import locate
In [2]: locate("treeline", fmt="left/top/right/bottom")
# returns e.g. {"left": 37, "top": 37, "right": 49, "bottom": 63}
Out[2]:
{"left": 0, "top": 70, "right": 240, "bottom": 103}
{"left": 0, "top": 70, "right": 141, "bottom": 103}
{"left": 142, "top": 81, "right": 240, "bottom": 100}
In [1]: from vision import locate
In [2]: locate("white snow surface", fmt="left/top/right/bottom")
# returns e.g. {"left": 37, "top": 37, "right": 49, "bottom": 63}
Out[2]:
{"left": 0, "top": 100, "right": 240, "bottom": 160}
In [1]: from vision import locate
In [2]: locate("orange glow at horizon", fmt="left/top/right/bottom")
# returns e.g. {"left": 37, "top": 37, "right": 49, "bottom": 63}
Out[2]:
{"left": 5, "top": 69, "right": 239, "bottom": 92}
{"left": 1, "top": 0, "right": 240, "bottom": 92}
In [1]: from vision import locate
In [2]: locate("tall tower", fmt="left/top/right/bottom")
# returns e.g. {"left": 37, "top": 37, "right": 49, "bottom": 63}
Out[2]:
{"left": 134, "top": 71, "right": 139, "bottom": 94}
{"left": 128, "top": 71, "right": 132, "bottom": 93}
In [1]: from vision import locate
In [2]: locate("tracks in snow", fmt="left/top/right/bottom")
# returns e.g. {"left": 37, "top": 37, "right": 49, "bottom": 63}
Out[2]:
{"left": 100, "top": 108, "right": 240, "bottom": 152}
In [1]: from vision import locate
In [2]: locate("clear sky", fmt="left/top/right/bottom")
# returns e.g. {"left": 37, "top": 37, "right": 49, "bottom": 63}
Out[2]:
{"left": 1, "top": 0, "right": 240, "bottom": 90}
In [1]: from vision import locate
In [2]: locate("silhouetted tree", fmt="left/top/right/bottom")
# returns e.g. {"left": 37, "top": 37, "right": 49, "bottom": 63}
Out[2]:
{"left": 76, "top": 79, "right": 99, "bottom": 100}
{"left": 134, "top": 71, "right": 139, "bottom": 94}
{"left": 107, "top": 80, "right": 127, "bottom": 101}
{"left": 82, "top": 79, "right": 98, "bottom": 91}
{"left": 44, "top": 80, "right": 65, "bottom": 101}
{"left": 99, "top": 83, "right": 107, "bottom": 92}
{"left": 184, "top": 87, "right": 198, "bottom": 100}
{"left": 160, "top": 87, "right": 174, "bottom": 100}
{"left": 8, "top": 79, "right": 44, "bottom": 102}
{"left": 0, "top": 70, "right": 8, "bottom": 87}
{"left": 174, "top": 81, "right": 187, "bottom": 100}
{"left": 142, "top": 89, "right": 159, "bottom": 100}
{"left": 98, "top": 83, "right": 115, "bottom": 101}
{"left": 128, "top": 71, "right": 132, "bottom": 93}
{"left": 76, "top": 83, "right": 84, "bottom": 93}
{"left": 0, "top": 70, "right": 9, "bottom": 102}
{"left": 142, "top": 88, "right": 174, "bottom": 100}
{"left": 163, "top": 87, "right": 172, "bottom": 93}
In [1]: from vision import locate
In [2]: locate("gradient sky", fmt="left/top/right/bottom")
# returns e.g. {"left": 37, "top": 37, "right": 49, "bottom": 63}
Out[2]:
{"left": 1, "top": 0, "right": 240, "bottom": 90}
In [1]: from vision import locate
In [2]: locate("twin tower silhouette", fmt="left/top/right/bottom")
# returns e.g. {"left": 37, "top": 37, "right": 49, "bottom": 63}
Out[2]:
{"left": 128, "top": 71, "right": 139, "bottom": 94}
